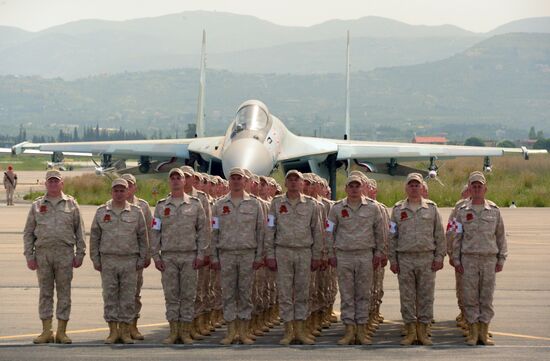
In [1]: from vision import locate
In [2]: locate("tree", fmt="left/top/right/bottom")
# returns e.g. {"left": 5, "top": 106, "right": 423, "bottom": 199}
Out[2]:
{"left": 537, "top": 130, "right": 544, "bottom": 140}
{"left": 464, "top": 137, "right": 485, "bottom": 147}
{"left": 496, "top": 140, "right": 516, "bottom": 148}
{"left": 529, "top": 126, "right": 537, "bottom": 140}
{"left": 534, "top": 138, "right": 550, "bottom": 152}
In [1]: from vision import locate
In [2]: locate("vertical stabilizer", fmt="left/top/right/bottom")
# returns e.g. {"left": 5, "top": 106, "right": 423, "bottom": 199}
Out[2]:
{"left": 195, "top": 30, "right": 206, "bottom": 138}
{"left": 344, "top": 30, "right": 351, "bottom": 142}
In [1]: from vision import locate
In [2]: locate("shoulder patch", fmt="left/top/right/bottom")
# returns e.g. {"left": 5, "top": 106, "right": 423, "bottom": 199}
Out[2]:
{"left": 393, "top": 200, "right": 405, "bottom": 207}
{"left": 487, "top": 200, "right": 498, "bottom": 208}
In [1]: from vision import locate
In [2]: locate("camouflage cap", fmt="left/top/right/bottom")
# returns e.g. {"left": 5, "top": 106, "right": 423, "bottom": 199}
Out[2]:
{"left": 406, "top": 172, "right": 424, "bottom": 184}
{"left": 285, "top": 169, "right": 303, "bottom": 179}
{"left": 251, "top": 174, "right": 260, "bottom": 183}
{"left": 345, "top": 175, "right": 363, "bottom": 186}
{"left": 468, "top": 171, "right": 486, "bottom": 185}
{"left": 121, "top": 173, "right": 136, "bottom": 184}
{"left": 45, "top": 170, "right": 62, "bottom": 180}
{"left": 168, "top": 168, "right": 185, "bottom": 178}
{"left": 111, "top": 178, "right": 128, "bottom": 188}
{"left": 179, "top": 165, "right": 195, "bottom": 176}
{"left": 242, "top": 168, "right": 253, "bottom": 179}
{"left": 367, "top": 178, "right": 377, "bottom": 189}
{"left": 229, "top": 167, "right": 246, "bottom": 177}
{"left": 302, "top": 173, "right": 313, "bottom": 183}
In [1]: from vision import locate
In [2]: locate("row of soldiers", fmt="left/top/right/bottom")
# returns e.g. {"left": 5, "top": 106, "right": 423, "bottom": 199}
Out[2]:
{"left": 23, "top": 166, "right": 507, "bottom": 346}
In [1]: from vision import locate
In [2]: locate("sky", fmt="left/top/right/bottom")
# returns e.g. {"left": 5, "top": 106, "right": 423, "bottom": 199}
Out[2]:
{"left": 0, "top": 0, "right": 549, "bottom": 33}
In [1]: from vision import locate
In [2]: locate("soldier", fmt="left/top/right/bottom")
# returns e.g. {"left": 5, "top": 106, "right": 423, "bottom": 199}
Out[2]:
{"left": 150, "top": 168, "right": 208, "bottom": 344}
{"left": 326, "top": 175, "right": 385, "bottom": 345}
{"left": 210, "top": 167, "right": 264, "bottom": 345}
{"left": 446, "top": 184, "right": 470, "bottom": 334}
{"left": 90, "top": 178, "right": 148, "bottom": 344}
{"left": 23, "top": 170, "right": 86, "bottom": 344}
{"left": 265, "top": 170, "right": 323, "bottom": 345}
{"left": 120, "top": 173, "right": 152, "bottom": 340}
{"left": 389, "top": 173, "right": 446, "bottom": 346}
{"left": 453, "top": 172, "right": 507, "bottom": 346}
{"left": 3, "top": 165, "right": 17, "bottom": 206}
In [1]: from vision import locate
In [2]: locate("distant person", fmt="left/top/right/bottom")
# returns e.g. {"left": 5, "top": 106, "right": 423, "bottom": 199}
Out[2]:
{"left": 453, "top": 172, "right": 508, "bottom": 346}
{"left": 23, "top": 170, "right": 86, "bottom": 344}
{"left": 509, "top": 201, "right": 517, "bottom": 209}
{"left": 3, "top": 165, "right": 17, "bottom": 206}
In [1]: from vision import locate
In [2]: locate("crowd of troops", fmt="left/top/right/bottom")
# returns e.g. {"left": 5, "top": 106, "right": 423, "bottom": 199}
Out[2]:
{"left": 22, "top": 165, "right": 507, "bottom": 347}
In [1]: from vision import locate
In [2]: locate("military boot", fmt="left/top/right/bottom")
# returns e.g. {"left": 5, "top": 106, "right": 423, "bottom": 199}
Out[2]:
{"left": 119, "top": 322, "right": 134, "bottom": 344}
{"left": 329, "top": 305, "right": 338, "bottom": 323}
{"left": 238, "top": 320, "right": 255, "bottom": 345}
{"left": 179, "top": 322, "right": 194, "bottom": 344}
{"left": 279, "top": 322, "right": 294, "bottom": 345}
{"left": 295, "top": 320, "right": 315, "bottom": 345}
{"left": 478, "top": 323, "right": 495, "bottom": 346}
{"left": 252, "top": 315, "right": 264, "bottom": 336}
{"left": 400, "top": 323, "right": 417, "bottom": 346}
{"left": 337, "top": 324, "right": 356, "bottom": 345}
{"left": 129, "top": 318, "right": 144, "bottom": 340}
{"left": 55, "top": 319, "right": 72, "bottom": 344}
{"left": 211, "top": 310, "right": 222, "bottom": 328}
{"left": 308, "top": 315, "right": 321, "bottom": 337}
{"left": 104, "top": 322, "right": 119, "bottom": 344}
{"left": 162, "top": 321, "right": 179, "bottom": 344}
{"left": 416, "top": 322, "right": 433, "bottom": 346}
{"left": 356, "top": 324, "right": 373, "bottom": 345}
{"left": 190, "top": 318, "right": 204, "bottom": 340}
{"left": 198, "top": 313, "right": 211, "bottom": 336}
{"left": 270, "top": 307, "right": 281, "bottom": 326}
{"left": 465, "top": 323, "right": 479, "bottom": 346}
{"left": 33, "top": 318, "right": 54, "bottom": 344}
{"left": 220, "top": 320, "right": 237, "bottom": 345}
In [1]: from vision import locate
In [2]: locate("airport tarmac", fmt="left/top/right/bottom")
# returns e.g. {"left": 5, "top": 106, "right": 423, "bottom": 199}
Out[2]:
{"left": 0, "top": 204, "right": 549, "bottom": 360}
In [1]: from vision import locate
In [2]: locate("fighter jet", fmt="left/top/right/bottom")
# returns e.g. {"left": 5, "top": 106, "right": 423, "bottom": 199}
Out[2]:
{"left": 9, "top": 31, "right": 547, "bottom": 196}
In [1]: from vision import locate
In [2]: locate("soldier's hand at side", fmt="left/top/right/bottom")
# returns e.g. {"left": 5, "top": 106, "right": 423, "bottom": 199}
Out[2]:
{"left": 265, "top": 258, "right": 277, "bottom": 272}
{"left": 27, "top": 259, "right": 38, "bottom": 271}
{"left": 390, "top": 263, "right": 399, "bottom": 274}
{"left": 455, "top": 264, "right": 464, "bottom": 274}
{"left": 144, "top": 258, "right": 151, "bottom": 268}
{"left": 203, "top": 255, "right": 211, "bottom": 267}
{"left": 72, "top": 257, "right": 83, "bottom": 268}
{"left": 372, "top": 255, "right": 382, "bottom": 269}
{"left": 431, "top": 260, "right": 443, "bottom": 272}
{"left": 210, "top": 261, "right": 221, "bottom": 271}
{"left": 380, "top": 255, "right": 388, "bottom": 267}
{"left": 154, "top": 259, "right": 166, "bottom": 272}
{"left": 328, "top": 257, "right": 337, "bottom": 268}
{"left": 252, "top": 260, "right": 263, "bottom": 270}
{"left": 495, "top": 264, "right": 503, "bottom": 273}
{"left": 310, "top": 259, "right": 321, "bottom": 271}
{"left": 193, "top": 257, "right": 205, "bottom": 270}
{"left": 93, "top": 264, "right": 102, "bottom": 272}
{"left": 449, "top": 258, "right": 455, "bottom": 267}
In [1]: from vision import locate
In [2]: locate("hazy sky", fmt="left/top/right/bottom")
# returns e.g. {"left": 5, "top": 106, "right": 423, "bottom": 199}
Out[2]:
{"left": 1, "top": 0, "right": 549, "bottom": 32}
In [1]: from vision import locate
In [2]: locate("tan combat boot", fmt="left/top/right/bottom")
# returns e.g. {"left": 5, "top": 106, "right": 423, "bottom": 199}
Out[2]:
{"left": 279, "top": 322, "right": 294, "bottom": 345}
{"left": 179, "top": 322, "right": 194, "bottom": 344}
{"left": 478, "top": 323, "right": 495, "bottom": 346}
{"left": 220, "top": 320, "right": 237, "bottom": 345}
{"left": 129, "top": 318, "right": 144, "bottom": 340}
{"left": 104, "top": 322, "right": 119, "bottom": 344}
{"left": 211, "top": 310, "right": 222, "bottom": 328}
{"left": 465, "top": 323, "right": 479, "bottom": 346}
{"left": 329, "top": 305, "right": 338, "bottom": 323}
{"left": 294, "top": 320, "right": 315, "bottom": 345}
{"left": 308, "top": 315, "right": 321, "bottom": 337}
{"left": 190, "top": 318, "right": 204, "bottom": 340}
{"left": 270, "top": 307, "right": 281, "bottom": 326}
{"left": 33, "top": 318, "right": 54, "bottom": 344}
{"left": 119, "top": 322, "right": 134, "bottom": 344}
{"left": 337, "top": 324, "right": 356, "bottom": 345}
{"left": 239, "top": 320, "right": 255, "bottom": 345}
{"left": 416, "top": 322, "right": 433, "bottom": 346}
{"left": 252, "top": 315, "right": 264, "bottom": 336}
{"left": 162, "top": 321, "right": 179, "bottom": 344}
{"left": 400, "top": 323, "right": 417, "bottom": 346}
{"left": 55, "top": 319, "right": 72, "bottom": 344}
{"left": 356, "top": 324, "right": 372, "bottom": 345}
{"left": 198, "top": 313, "right": 211, "bottom": 336}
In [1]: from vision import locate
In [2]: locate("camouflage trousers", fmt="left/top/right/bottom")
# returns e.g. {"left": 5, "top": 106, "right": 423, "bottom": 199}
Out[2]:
{"left": 370, "top": 266, "right": 385, "bottom": 316}
{"left": 100, "top": 255, "right": 137, "bottom": 324}
{"left": 219, "top": 249, "right": 255, "bottom": 321}
{"left": 396, "top": 252, "right": 436, "bottom": 324}
{"left": 194, "top": 266, "right": 211, "bottom": 317}
{"left": 161, "top": 252, "right": 197, "bottom": 322}
{"left": 5, "top": 186, "right": 14, "bottom": 205}
{"left": 252, "top": 267, "right": 267, "bottom": 314}
{"left": 337, "top": 250, "right": 374, "bottom": 325}
{"left": 461, "top": 254, "right": 497, "bottom": 324}
{"left": 455, "top": 269, "right": 464, "bottom": 312}
{"left": 135, "top": 269, "right": 143, "bottom": 319}
{"left": 210, "top": 269, "right": 222, "bottom": 311}
{"left": 35, "top": 246, "right": 74, "bottom": 320}
{"left": 275, "top": 246, "right": 311, "bottom": 322}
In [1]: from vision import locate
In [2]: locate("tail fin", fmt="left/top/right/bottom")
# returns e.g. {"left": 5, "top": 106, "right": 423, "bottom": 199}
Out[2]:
{"left": 344, "top": 30, "right": 351, "bottom": 141}
{"left": 195, "top": 30, "right": 206, "bottom": 138}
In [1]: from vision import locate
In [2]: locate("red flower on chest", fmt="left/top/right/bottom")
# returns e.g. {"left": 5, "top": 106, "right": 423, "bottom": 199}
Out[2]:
{"left": 341, "top": 209, "right": 349, "bottom": 218}
{"left": 466, "top": 213, "right": 474, "bottom": 221}
{"left": 279, "top": 205, "right": 288, "bottom": 214}
{"left": 164, "top": 207, "right": 171, "bottom": 216}
{"left": 222, "top": 206, "right": 231, "bottom": 214}
{"left": 39, "top": 205, "right": 47, "bottom": 213}
{"left": 103, "top": 214, "right": 111, "bottom": 222}
{"left": 400, "top": 211, "right": 408, "bottom": 220}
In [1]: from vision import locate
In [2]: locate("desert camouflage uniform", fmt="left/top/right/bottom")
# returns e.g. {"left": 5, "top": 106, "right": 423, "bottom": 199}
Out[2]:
{"left": 452, "top": 200, "right": 507, "bottom": 324}
{"left": 90, "top": 200, "right": 147, "bottom": 323}
{"left": 446, "top": 198, "right": 469, "bottom": 317}
{"left": 266, "top": 194, "right": 323, "bottom": 322}
{"left": 389, "top": 198, "right": 446, "bottom": 324}
{"left": 151, "top": 194, "right": 208, "bottom": 322}
{"left": 369, "top": 201, "right": 390, "bottom": 321}
{"left": 23, "top": 192, "right": 86, "bottom": 320}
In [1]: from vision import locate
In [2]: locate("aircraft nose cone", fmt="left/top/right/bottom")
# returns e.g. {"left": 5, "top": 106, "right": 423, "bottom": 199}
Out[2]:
{"left": 222, "top": 138, "right": 273, "bottom": 177}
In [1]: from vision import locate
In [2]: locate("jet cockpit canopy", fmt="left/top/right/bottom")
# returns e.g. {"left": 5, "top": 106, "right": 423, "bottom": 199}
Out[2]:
{"left": 233, "top": 101, "right": 269, "bottom": 135}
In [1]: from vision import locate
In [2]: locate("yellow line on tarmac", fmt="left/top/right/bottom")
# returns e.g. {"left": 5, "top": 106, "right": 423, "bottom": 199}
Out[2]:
{"left": 0, "top": 322, "right": 168, "bottom": 340}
